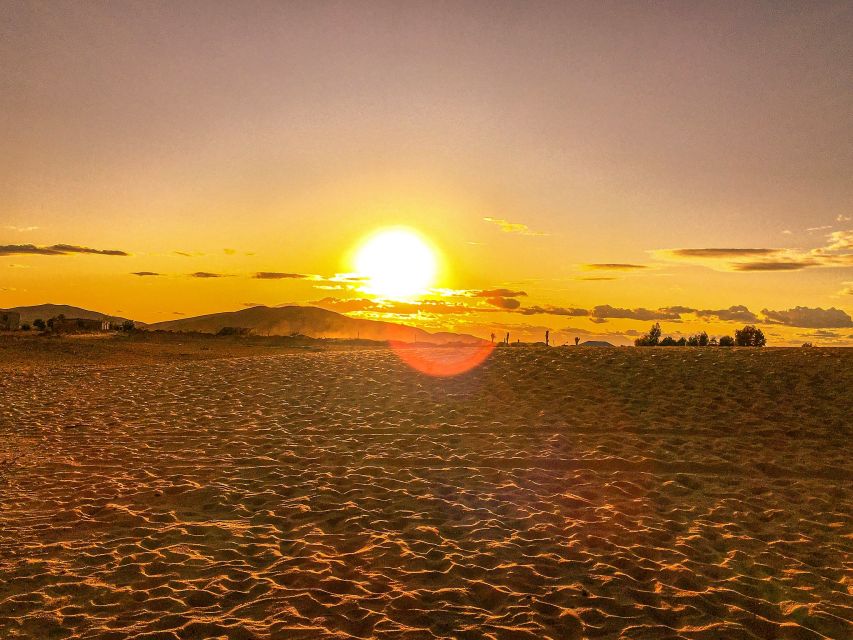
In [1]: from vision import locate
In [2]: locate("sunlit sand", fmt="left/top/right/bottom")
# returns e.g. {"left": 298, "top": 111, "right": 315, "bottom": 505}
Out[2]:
{"left": 1, "top": 339, "right": 850, "bottom": 639}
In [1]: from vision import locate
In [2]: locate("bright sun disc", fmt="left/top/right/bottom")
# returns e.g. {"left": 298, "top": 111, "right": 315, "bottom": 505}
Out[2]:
{"left": 354, "top": 228, "right": 437, "bottom": 299}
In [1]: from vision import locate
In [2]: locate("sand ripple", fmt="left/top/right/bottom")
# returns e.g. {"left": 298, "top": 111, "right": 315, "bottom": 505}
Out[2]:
{"left": 0, "top": 348, "right": 851, "bottom": 639}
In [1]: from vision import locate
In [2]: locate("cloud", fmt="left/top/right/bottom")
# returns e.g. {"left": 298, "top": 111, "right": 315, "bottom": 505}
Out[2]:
{"left": 253, "top": 272, "right": 308, "bottom": 280}
{"left": 517, "top": 305, "right": 588, "bottom": 317}
{"left": 838, "top": 214, "right": 851, "bottom": 223}
{"left": 731, "top": 260, "right": 819, "bottom": 271}
{"left": 5, "top": 225, "right": 39, "bottom": 232}
{"left": 583, "top": 263, "right": 648, "bottom": 270}
{"left": 825, "top": 230, "right": 852, "bottom": 251}
{"left": 761, "top": 306, "right": 853, "bottom": 328}
{"left": 0, "top": 243, "right": 128, "bottom": 256}
{"left": 807, "top": 225, "right": 833, "bottom": 232}
{"left": 695, "top": 305, "right": 759, "bottom": 323}
{"left": 473, "top": 288, "right": 527, "bottom": 298}
{"left": 483, "top": 217, "right": 548, "bottom": 236}
{"left": 223, "top": 248, "right": 237, "bottom": 255}
{"left": 487, "top": 297, "right": 521, "bottom": 310}
{"left": 313, "top": 297, "right": 477, "bottom": 316}
{"left": 576, "top": 276, "right": 618, "bottom": 281}
{"left": 189, "top": 271, "right": 228, "bottom": 278}
{"left": 664, "top": 248, "right": 777, "bottom": 259}
{"left": 591, "top": 305, "right": 681, "bottom": 321}
{"left": 130, "top": 271, "right": 161, "bottom": 277}
{"left": 657, "top": 232, "right": 852, "bottom": 272}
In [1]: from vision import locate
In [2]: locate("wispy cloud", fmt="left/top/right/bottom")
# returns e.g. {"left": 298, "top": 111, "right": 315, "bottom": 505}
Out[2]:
{"left": 253, "top": 272, "right": 309, "bottom": 280}
{"left": 483, "top": 217, "right": 548, "bottom": 236}
{"left": 313, "top": 297, "right": 478, "bottom": 316}
{"left": 0, "top": 243, "right": 128, "bottom": 256}
{"left": 583, "top": 263, "right": 648, "bottom": 270}
{"left": 838, "top": 214, "right": 851, "bottom": 223}
{"left": 473, "top": 289, "right": 527, "bottom": 298}
{"left": 189, "top": 271, "right": 229, "bottom": 278}
{"left": 656, "top": 231, "right": 852, "bottom": 272}
{"left": 664, "top": 248, "right": 777, "bottom": 259}
{"left": 4, "top": 225, "right": 39, "bottom": 232}
{"left": 517, "top": 305, "right": 588, "bottom": 317}
{"left": 131, "top": 271, "right": 161, "bottom": 277}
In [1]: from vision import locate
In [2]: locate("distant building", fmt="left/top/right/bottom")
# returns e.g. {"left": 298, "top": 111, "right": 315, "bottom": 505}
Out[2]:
{"left": 0, "top": 311, "right": 21, "bottom": 330}
{"left": 53, "top": 317, "right": 111, "bottom": 333}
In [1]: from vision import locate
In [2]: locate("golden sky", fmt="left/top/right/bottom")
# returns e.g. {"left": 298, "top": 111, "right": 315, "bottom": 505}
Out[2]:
{"left": 2, "top": 1, "right": 852, "bottom": 345}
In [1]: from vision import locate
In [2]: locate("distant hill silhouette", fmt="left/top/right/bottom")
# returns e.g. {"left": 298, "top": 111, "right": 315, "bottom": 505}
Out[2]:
{"left": 4, "top": 304, "right": 136, "bottom": 325}
{"left": 578, "top": 340, "right": 614, "bottom": 347}
{"left": 147, "top": 305, "right": 485, "bottom": 344}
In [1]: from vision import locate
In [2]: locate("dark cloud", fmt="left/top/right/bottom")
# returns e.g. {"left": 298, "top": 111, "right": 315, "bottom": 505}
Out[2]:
{"left": 583, "top": 263, "right": 648, "bottom": 270}
{"left": 190, "top": 271, "right": 227, "bottom": 278}
{"left": 0, "top": 243, "right": 128, "bottom": 256}
{"left": 591, "top": 305, "right": 681, "bottom": 321}
{"left": 253, "top": 272, "right": 308, "bottom": 280}
{"left": 487, "top": 297, "right": 521, "bottom": 310}
{"left": 517, "top": 305, "right": 588, "bottom": 317}
{"left": 474, "top": 289, "right": 527, "bottom": 298}
{"left": 732, "top": 260, "right": 818, "bottom": 271}
{"left": 695, "top": 305, "right": 759, "bottom": 323}
{"left": 761, "top": 306, "right": 853, "bottom": 328}
{"left": 131, "top": 271, "right": 161, "bottom": 277}
{"left": 662, "top": 305, "right": 696, "bottom": 314}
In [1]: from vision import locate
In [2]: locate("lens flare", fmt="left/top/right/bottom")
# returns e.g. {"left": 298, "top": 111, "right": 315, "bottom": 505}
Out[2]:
{"left": 390, "top": 342, "right": 495, "bottom": 377}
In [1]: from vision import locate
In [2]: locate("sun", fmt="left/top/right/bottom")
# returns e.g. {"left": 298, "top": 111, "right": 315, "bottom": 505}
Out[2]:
{"left": 353, "top": 228, "right": 438, "bottom": 299}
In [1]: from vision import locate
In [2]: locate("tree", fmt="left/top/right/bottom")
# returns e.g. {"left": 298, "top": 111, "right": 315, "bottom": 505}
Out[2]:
{"left": 635, "top": 322, "right": 662, "bottom": 346}
{"left": 735, "top": 325, "right": 766, "bottom": 347}
{"left": 698, "top": 331, "right": 709, "bottom": 346}
{"left": 33, "top": 319, "right": 45, "bottom": 331}
{"left": 660, "top": 336, "right": 677, "bottom": 346}
{"left": 121, "top": 320, "right": 135, "bottom": 332}
{"left": 20, "top": 323, "right": 30, "bottom": 331}
{"left": 676, "top": 336, "right": 687, "bottom": 346}
{"left": 719, "top": 335, "right": 735, "bottom": 347}
{"left": 709, "top": 337, "right": 718, "bottom": 346}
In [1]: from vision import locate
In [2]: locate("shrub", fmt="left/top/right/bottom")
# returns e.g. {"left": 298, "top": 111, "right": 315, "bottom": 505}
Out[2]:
{"left": 659, "top": 336, "right": 677, "bottom": 346}
{"left": 121, "top": 320, "right": 135, "bottom": 331}
{"left": 718, "top": 335, "right": 735, "bottom": 347}
{"left": 33, "top": 318, "right": 45, "bottom": 331}
{"left": 734, "top": 325, "right": 766, "bottom": 347}
{"left": 20, "top": 323, "right": 31, "bottom": 331}
{"left": 216, "top": 326, "right": 250, "bottom": 336}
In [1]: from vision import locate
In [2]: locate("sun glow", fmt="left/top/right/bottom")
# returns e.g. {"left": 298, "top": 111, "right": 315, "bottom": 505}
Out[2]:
{"left": 353, "top": 228, "right": 438, "bottom": 299}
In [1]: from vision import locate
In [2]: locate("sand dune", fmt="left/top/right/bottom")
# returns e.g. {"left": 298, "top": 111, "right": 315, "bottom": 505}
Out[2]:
{"left": 0, "top": 346, "right": 850, "bottom": 639}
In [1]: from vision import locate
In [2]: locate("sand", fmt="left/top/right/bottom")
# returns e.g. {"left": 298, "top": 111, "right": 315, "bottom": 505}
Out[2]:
{"left": 0, "top": 342, "right": 851, "bottom": 639}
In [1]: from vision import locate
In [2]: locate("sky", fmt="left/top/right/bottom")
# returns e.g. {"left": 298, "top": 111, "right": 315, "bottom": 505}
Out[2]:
{"left": 1, "top": 0, "right": 852, "bottom": 345}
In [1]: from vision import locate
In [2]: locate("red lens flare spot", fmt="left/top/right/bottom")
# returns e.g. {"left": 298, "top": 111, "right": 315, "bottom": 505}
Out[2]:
{"left": 390, "top": 341, "right": 495, "bottom": 377}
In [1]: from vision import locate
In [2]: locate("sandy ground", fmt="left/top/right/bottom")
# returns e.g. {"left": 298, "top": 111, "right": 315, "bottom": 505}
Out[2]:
{"left": 0, "top": 342, "right": 851, "bottom": 639}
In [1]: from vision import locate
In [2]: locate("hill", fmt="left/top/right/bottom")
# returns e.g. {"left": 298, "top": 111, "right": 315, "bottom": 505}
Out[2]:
{"left": 147, "top": 305, "right": 485, "bottom": 344}
{"left": 3, "top": 304, "right": 136, "bottom": 325}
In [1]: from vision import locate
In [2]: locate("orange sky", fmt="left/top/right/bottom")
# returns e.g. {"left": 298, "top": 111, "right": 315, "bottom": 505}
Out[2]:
{"left": 2, "top": 1, "right": 851, "bottom": 345}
